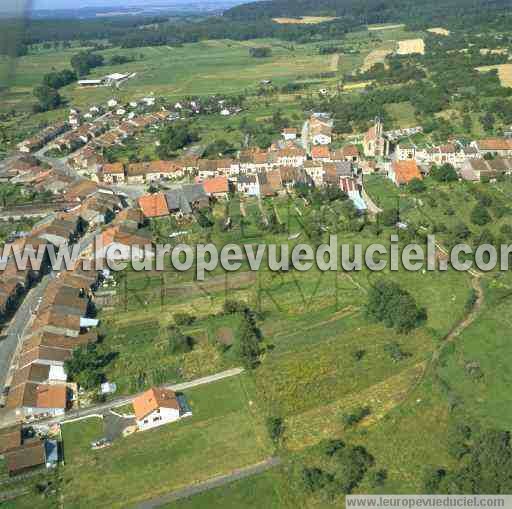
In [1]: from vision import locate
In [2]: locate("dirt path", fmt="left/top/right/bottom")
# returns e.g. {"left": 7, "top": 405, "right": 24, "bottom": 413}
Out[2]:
{"left": 402, "top": 274, "right": 484, "bottom": 405}
{"left": 131, "top": 457, "right": 281, "bottom": 509}
{"left": 330, "top": 54, "right": 340, "bottom": 72}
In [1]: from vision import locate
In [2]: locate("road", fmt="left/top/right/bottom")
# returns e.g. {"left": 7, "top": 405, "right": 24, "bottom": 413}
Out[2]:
{"left": 35, "top": 148, "right": 77, "bottom": 179}
{"left": 0, "top": 273, "right": 54, "bottom": 393}
{"left": 35, "top": 367, "right": 244, "bottom": 426}
{"left": 131, "top": 457, "right": 281, "bottom": 509}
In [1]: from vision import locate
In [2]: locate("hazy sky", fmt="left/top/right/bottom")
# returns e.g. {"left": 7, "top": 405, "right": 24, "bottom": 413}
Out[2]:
{"left": 30, "top": 0, "right": 236, "bottom": 10}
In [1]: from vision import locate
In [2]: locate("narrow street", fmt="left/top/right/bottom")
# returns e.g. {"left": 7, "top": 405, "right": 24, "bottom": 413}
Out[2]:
{"left": 27, "top": 367, "right": 245, "bottom": 427}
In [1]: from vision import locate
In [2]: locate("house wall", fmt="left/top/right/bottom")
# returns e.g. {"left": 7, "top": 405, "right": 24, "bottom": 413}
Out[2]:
{"left": 137, "top": 407, "right": 180, "bottom": 431}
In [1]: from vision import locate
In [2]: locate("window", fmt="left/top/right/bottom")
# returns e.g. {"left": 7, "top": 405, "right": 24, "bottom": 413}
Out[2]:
{"left": 144, "top": 419, "right": 148, "bottom": 424}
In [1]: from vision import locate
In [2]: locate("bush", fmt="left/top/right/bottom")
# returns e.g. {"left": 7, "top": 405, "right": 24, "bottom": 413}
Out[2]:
{"left": 408, "top": 178, "right": 426, "bottom": 193}
{"left": 168, "top": 327, "right": 194, "bottom": 354}
{"left": 223, "top": 299, "right": 248, "bottom": 314}
{"left": 342, "top": 406, "right": 371, "bottom": 428}
{"left": 174, "top": 313, "right": 196, "bottom": 326}
{"left": 379, "top": 208, "right": 399, "bottom": 227}
{"left": 266, "top": 416, "right": 284, "bottom": 444}
{"left": 369, "top": 469, "right": 388, "bottom": 488}
{"left": 470, "top": 206, "right": 491, "bottom": 226}
{"left": 249, "top": 47, "right": 272, "bottom": 58}
{"left": 384, "top": 342, "right": 410, "bottom": 362}
{"left": 430, "top": 164, "right": 458, "bottom": 182}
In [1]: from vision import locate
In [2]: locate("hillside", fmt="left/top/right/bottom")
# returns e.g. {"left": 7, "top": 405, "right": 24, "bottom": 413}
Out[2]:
{"left": 225, "top": 0, "right": 512, "bottom": 23}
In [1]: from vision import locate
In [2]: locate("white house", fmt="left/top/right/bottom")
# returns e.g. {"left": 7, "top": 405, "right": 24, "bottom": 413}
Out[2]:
{"left": 107, "top": 99, "right": 118, "bottom": 108}
{"left": 282, "top": 128, "right": 298, "bottom": 141}
{"left": 132, "top": 387, "right": 192, "bottom": 431}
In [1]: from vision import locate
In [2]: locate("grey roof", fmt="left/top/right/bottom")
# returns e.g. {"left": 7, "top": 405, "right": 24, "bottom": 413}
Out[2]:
{"left": 164, "top": 189, "right": 191, "bottom": 215}
{"left": 238, "top": 175, "right": 257, "bottom": 184}
{"left": 335, "top": 161, "right": 353, "bottom": 178}
{"left": 182, "top": 184, "right": 207, "bottom": 204}
{"left": 165, "top": 184, "right": 207, "bottom": 215}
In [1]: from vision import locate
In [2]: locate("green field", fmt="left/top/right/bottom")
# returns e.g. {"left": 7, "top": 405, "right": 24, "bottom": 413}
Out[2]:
{"left": 61, "top": 375, "right": 271, "bottom": 509}
{"left": 164, "top": 470, "right": 283, "bottom": 509}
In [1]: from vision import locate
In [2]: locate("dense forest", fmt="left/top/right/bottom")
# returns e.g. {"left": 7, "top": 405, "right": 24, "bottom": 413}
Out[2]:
{"left": 225, "top": 0, "right": 512, "bottom": 22}
{"left": 3, "top": 0, "right": 512, "bottom": 56}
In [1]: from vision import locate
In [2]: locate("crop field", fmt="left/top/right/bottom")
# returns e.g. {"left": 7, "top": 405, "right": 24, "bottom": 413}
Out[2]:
{"left": 367, "top": 24, "right": 406, "bottom": 31}
{"left": 272, "top": 16, "right": 337, "bottom": 24}
{"left": 1, "top": 39, "right": 337, "bottom": 114}
{"left": 397, "top": 38, "right": 425, "bottom": 55}
{"left": 360, "top": 47, "right": 394, "bottom": 72}
{"left": 477, "top": 63, "right": 512, "bottom": 87}
{"left": 61, "top": 376, "right": 271, "bottom": 509}
{"left": 427, "top": 27, "right": 451, "bottom": 36}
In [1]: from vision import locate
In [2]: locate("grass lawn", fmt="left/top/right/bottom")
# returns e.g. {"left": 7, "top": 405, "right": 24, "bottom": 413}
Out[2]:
{"left": 61, "top": 375, "right": 272, "bottom": 509}
{"left": 364, "top": 174, "right": 402, "bottom": 211}
{"left": 61, "top": 416, "right": 105, "bottom": 464}
{"left": 385, "top": 102, "right": 418, "bottom": 128}
{"left": 164, "top": 470, "right": 283, "bottom": 509}
{"left": 437, "top": 271, "right": 512, "bottom": 429}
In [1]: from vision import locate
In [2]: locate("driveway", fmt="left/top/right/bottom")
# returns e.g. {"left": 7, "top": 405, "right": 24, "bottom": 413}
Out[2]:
{"left": 103, "top": 411, "right": 135, "bottom": 441}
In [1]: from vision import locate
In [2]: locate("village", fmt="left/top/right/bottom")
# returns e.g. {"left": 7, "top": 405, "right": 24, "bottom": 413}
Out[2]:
{"left": 0, "top": 87, "right": 512, "bottom": 498}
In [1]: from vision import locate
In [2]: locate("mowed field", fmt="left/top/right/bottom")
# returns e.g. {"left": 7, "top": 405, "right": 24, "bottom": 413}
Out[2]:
{"left": 61, "top": 375, "right": 272, "bottom": 509}
{"left": 477, "top": 63, "right": 512, "bottom": 87}
{"left": 1, "top": 39, "right": 335, "bottom": 113}
{"left": 427, "top": 27, "right": 450, "bottom": 36}
{"left": 360, "top": 46, "right": 394, "bottom": 72}
{"left": 397, "top": 38, "right": 425, "bottom": 55}
{"left": 272, "top": 16, "right": 337, "bottom": 24}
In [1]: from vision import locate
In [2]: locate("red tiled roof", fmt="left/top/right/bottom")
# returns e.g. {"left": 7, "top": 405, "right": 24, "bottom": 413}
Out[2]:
{"left": 138, "top": 193, "right": 169, "bottom": 218}
{"left": 311, "top": 146, "right": 331, "bottom": 159}
{"left": 476, "top": 138, "right": 512, "bottom": 151}
{"left": 202, "top": 176, "right": 229, "bottom": 195}
{"left": 132, "top": 387, "right": 180, "bottom": 421}
{"left": 103, "top": 162, "right": 124, "bottom": 174}
{"left": 393, "top": 160, "right": 422, "bottom": 185}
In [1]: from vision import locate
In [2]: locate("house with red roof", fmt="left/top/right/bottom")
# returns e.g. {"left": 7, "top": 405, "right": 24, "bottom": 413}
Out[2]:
{"left": 202, "top": 176, "right": 230, "bottom": 199}
{"left": 132, "top": 387, "right": 192, "bottom": 431}
{"left": 389, "top": 160, "right": 422, "bottom": 186}
{"left": 138, "top": 193, "right": 170, "bottom": 218}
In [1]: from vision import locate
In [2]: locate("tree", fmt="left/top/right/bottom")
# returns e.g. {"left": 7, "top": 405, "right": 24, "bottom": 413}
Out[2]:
{"left": 470, "top": 206, "right": 491, "bottom": 226}
{"left": 203, "top": 139, "right": 236, "bottom": 158}
{"left": 168, "top": 327, "right": 194, "bottom": 354}
{"left": 42, "top": 69, "right": 76, "bottom": 89}
{"left": 369, "top": 469, "right": 388, "bottom": 488}
{"left": 64, "top": 344, "right": 112, "bottom": 390}
{"left": 71, "top": 50, "right": 104, "bottom": 77}
{"left": 336, "top": 445, "right": 375, "bottom": 494}
{"left": 302, "top": 467, "right": 334, "bottom": 493}
{"left": 430, "top": 164, "right": 458, "bottom": 182}
{"left": 157, "top": 123, "right": 199, "bottom": 158}
{"left": 342, "top": 406, "right": 371, "bottom": 428}
{"left": 379, "top": 208, "right": 399, "bottom": 227}
{"left": 174, "top": 313, "right": 196, "bottom": 326}
{"left": 266, "top": 416, "right": 285, "bottom": 444}
{"left": 238, "top": 312, "right": 262, "bottom": 369}
{"left": 33, "top": 85, "right": 62, "bottom": 112}
{"left": 423, "top": 468, "right": 447, "bottom": 493}
{"left": 249, "top": 47, "right": 271, "bottom": 58}
{"left": 320, "top": 439, "right": 345, "bottom": 457}
{"left": 366, "top": 280, "right": 426, "bottom": 333}
{"left": 408, "top": 178, "right": 426, "bottom": 193}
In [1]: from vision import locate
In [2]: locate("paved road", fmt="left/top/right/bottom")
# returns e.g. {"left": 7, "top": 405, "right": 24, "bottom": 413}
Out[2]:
{"left": 132, "top": 457, "right": 281, "bottom": 509}
{"left": 34, "top": 367, "right": 244, "bottom": 426}
{"left": 0, "top": 272, "right": 54, "bottom": 394}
